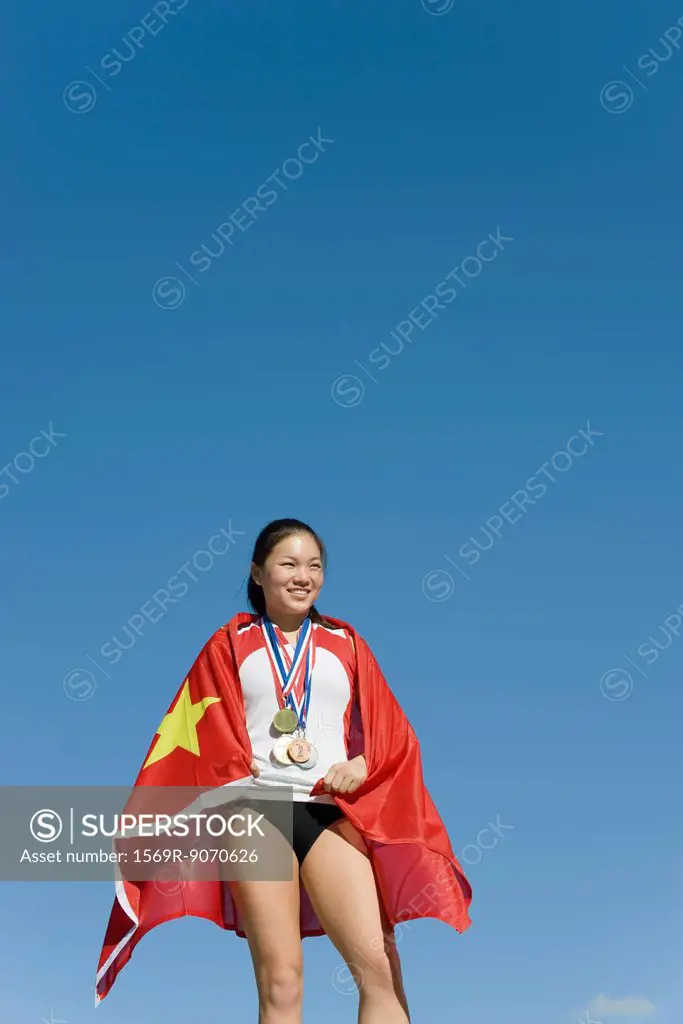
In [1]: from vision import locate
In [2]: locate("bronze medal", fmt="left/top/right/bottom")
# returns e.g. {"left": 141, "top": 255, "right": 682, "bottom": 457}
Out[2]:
{"left": 287, "top": 737, "right": 312, "bottom": 763}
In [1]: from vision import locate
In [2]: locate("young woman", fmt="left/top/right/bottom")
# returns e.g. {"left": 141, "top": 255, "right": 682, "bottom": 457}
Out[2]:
{"left": 96, "top": 519, "right": 472, "bottom": 1023}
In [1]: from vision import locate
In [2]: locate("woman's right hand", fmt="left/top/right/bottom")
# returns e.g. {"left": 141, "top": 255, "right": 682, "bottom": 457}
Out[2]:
{"left": 249, "top": 758, "right": 260, "bottom": 778}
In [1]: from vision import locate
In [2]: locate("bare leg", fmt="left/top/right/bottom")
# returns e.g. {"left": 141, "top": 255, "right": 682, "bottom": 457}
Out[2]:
{"left": 229, "top": 851, "right": 303, "bottom": 1024}
{"left": 300, "top": 819, "right": 410, "bottom": 1024}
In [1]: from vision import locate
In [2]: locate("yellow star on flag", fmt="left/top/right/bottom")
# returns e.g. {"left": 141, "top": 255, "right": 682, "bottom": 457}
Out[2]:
{"left": 143, "top": 679, "right": 220, "bottom": 769}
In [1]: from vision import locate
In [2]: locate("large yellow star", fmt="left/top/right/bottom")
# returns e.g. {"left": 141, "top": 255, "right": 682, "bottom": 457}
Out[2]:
{"left": 143, "top": 679, "right": 220, "bottom": 769}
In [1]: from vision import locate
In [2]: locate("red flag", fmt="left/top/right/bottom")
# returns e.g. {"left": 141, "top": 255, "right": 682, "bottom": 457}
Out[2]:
{"left": 95, "top": 614, "right": 472, "bottom": 1003}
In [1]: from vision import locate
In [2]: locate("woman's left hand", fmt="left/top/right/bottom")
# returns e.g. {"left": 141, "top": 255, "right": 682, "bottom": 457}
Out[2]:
{"left": 322, "top": 754, "right": 368, "bottom": 795}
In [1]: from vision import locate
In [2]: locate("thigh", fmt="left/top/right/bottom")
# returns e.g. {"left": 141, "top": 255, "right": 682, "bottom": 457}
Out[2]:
{"left": 228, "top": 850, "right": 302, "bottom": 974}
{"left": 300, "top": 819, "right": 404, "bottom": 987}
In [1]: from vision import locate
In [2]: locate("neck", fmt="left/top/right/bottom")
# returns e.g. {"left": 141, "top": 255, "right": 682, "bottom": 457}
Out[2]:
{"left": 264, "top": 608, "right": 311, "bottom": 633}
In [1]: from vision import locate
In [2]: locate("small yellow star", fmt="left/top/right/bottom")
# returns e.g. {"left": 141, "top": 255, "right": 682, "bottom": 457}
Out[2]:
{"left": 143, "top": 679, "right": 220, "bottom": 769}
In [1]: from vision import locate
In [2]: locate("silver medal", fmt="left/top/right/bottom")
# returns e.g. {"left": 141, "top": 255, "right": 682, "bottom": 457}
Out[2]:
{"left": 272, "top": 734, "right": 293, "bottom": 766}
{"left": 298, "top": 744, "right": 318, "bottom": 770}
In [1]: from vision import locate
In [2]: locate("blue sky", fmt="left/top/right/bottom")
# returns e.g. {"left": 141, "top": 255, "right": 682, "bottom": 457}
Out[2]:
{"left": 2, "top": 0, "right": 683, "bottom": 1021}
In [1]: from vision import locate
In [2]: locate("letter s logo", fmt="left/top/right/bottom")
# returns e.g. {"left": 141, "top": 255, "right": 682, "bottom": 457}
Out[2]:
{"left": 30, "top": 810, "right": 63, "bottom": 842}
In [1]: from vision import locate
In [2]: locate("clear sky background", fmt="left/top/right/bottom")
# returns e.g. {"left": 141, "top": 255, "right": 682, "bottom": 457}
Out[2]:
{"left": 2, "top": 0, "right": 682, "bottom": 1022}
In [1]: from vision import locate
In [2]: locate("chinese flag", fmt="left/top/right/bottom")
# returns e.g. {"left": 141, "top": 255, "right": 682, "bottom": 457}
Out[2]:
{"left": 95, "top": 614, "right": 471, "bottom": 1003}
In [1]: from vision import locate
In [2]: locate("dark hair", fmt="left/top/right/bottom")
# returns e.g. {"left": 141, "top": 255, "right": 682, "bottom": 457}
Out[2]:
{"left": 247, "top": 518, "right": 328, "bottom": 622}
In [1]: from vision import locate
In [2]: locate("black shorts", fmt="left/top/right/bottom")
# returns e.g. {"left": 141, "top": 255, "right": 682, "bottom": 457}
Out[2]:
{"left": 223, "top": 795, "right": 344, "bottom": 868}
{"left": 291, "top": 802, "right": 344, "bottom": 865}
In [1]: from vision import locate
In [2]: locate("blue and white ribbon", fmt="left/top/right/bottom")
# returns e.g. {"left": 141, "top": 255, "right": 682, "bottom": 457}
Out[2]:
{"left": 261, "top": 615, "right": 315, "bottom": 730}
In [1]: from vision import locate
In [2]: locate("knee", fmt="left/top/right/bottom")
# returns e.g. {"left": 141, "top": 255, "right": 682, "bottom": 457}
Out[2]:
{"left": 259, "top": 963, "right": 303, "bottom": 1012}
{"left": 357, "top": 951, "right": 396, "bottom": 994}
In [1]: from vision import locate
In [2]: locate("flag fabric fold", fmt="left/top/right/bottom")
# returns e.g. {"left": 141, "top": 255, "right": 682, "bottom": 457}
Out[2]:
{"left": 95, "top": 613, "right": 472, "bottom": 1003}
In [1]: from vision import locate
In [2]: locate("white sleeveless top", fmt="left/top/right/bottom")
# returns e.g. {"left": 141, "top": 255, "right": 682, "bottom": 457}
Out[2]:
{"left": 235, "top": 618, "right": 356, "bottom": 802}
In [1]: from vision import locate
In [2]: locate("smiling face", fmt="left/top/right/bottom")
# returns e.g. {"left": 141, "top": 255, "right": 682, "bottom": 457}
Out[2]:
{"left": 251, "top": 531, "right": 324, "bottom": 621}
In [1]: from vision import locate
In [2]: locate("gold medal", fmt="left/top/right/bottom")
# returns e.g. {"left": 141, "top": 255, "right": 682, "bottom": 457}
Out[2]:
{"left": 287, "top": 737, "right": 312, "bottom": 763}
{"left": 272, "top": 708, "right": 298, "bottom": 733}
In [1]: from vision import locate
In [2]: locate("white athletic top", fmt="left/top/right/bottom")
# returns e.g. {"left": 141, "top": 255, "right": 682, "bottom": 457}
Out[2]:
{"left": 235, "top": 617, "right": 358, "bottom": 802}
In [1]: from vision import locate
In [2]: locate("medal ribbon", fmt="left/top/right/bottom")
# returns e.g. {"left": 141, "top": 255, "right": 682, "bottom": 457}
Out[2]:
{"left": 261, "top": 615, "right": 315, "bottom": 731}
